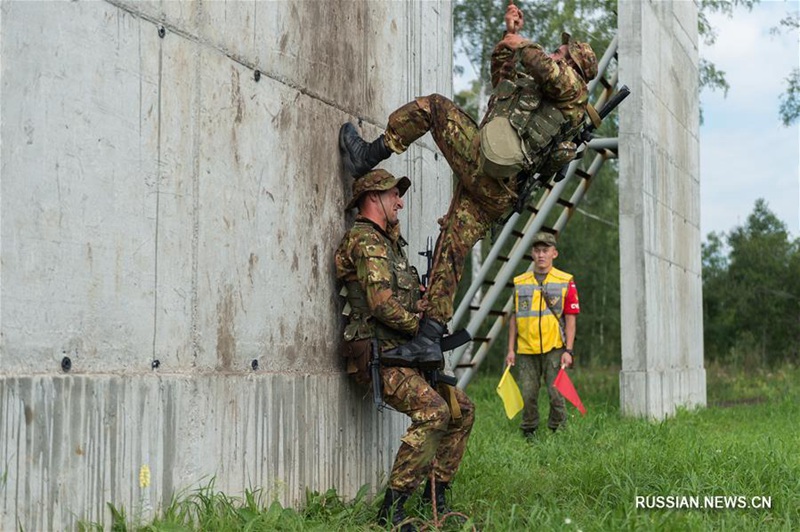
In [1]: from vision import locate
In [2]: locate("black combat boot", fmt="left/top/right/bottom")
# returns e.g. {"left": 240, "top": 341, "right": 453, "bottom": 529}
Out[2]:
{"left": 381, "top": 318, "right": 445, "bottom": 370}
{"left": 422, "top": 479, "right": 466, "bottom": 523}
{"left": 339, "top": 122, "right": 392, "bottom": 178}
{"left": 377, "top": 489, "right": 412, "bottom": 530}
{"left": 421, "top": 479, "right": 451, "bottom": 515}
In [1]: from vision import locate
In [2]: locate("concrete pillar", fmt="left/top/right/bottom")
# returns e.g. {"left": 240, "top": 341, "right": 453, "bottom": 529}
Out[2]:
{"left": 0, "top": 0, "right": 452, "bottom": 529}
{"left": 618, "top": 0, "right": 707, "bottom": 418}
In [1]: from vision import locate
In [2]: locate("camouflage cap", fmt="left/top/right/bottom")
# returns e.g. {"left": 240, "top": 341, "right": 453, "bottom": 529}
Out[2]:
{"left": 345, "top": 168, "right": 411, "bottom": 211}
{"left": 532, "top": 231, "right": 557, "bottom": 247}
{"left": 562, "top": 32, "right": 597, "bottom": 82}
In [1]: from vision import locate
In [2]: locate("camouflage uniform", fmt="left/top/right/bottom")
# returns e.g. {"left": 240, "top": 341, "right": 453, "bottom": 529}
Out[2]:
{"left": 382, "top": 36, "right": 593, "bottom": 324}
{"left": 335, "top": 170, "right": 475, "bottom": 494}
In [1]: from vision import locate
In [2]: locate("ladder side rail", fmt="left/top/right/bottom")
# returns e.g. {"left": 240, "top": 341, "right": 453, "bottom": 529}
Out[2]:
{"left": 456, "top": 151, "right": 616, "bottom": 386}
{"left": 449, "top": 170, "right": 578, "bottom": 370}
{"left": 450, "top": 39, "right": 619, "bottom": 331}
{"left": 451, "top": 178, "right": 569, "bottom": 369}
{"left": 456, "top": 298, "right": 514, "bottom": 387}
{"left": 451, "top": 181, "right": 555, "bottom": 330}
{"left": 587, "top": 35, "right": 618, "bottom": 95}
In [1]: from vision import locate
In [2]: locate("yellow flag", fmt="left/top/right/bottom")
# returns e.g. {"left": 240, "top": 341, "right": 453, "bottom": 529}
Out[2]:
{"left": 496, "top": 366, "right": 524, "bottom": 419}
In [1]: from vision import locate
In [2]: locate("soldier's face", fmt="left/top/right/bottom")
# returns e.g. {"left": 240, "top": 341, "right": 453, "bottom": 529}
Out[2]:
{"left": 532, "top": 244, "right": 558, "bottom": 273}
{"left": 378, "top": 187, "right": 404, "bottom": 226}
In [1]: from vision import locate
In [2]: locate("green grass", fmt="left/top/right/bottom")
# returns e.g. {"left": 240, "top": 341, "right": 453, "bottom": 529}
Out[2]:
{"left": 90, "top": 365, "right": 800, "bottom": 531}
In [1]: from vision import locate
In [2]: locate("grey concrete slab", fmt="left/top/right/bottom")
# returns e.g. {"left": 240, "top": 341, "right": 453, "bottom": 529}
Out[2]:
{"left": 1, "top": 0, "right": 453, "bottom": 528}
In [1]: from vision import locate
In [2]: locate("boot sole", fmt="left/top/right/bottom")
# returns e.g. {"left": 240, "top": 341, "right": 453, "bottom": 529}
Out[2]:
{"left": 338, "top": 123, "right": 360, "bottom": 178}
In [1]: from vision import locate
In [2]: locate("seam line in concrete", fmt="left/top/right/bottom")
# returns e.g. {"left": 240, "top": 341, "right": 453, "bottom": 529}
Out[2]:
{"left": 103, "top": 0, "right": 386, "bottom": 128}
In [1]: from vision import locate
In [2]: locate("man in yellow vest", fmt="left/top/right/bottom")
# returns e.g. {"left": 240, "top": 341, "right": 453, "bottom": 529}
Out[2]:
{"left": 506, "top": 232, "right": 579, "bottom": 437}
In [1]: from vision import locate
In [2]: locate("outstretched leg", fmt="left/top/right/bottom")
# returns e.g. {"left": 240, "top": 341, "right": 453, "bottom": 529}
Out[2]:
{"left": 425, "top": 189, "right": 494, "bottom": 324}
{"left": 384, "top": 94, "right": 479, "bottom": 180}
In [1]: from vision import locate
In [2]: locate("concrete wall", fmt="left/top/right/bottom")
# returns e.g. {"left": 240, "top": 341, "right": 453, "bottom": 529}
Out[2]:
{"left": 0, "top": 0, "right": 453, "bottom": 529}
{"left": 618, "top": 0, "right": 706, "bottom": 418}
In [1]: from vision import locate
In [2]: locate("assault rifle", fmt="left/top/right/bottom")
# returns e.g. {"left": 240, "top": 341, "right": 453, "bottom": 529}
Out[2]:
{"left": 417, "top": 236, "right": 472, "bottom": 353}
{"left": 501, "top": 85, "right": 632, "bottom": 227}
{"left": 370, "top": 338, "right": 386, "bottom": 409}
{"left": 418, "top": 236, "right": 434, "bottom": 287}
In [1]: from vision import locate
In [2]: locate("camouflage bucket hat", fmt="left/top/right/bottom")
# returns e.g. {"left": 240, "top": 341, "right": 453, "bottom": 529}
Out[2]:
{"left": 345, "top": 168, "right": 411, "bottom": 211}
{"left": 562, "top": 32, "right": 597, "bottom": 82}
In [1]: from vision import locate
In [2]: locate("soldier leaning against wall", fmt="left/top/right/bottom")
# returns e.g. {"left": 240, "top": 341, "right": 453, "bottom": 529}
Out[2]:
{"left": 335, "top": 169, "right": 474, "bottom": 530}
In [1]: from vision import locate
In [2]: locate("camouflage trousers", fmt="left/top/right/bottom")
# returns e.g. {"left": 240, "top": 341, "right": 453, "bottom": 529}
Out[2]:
{"left": 384, "top": 94, "right": 517, "bottom": 323}
{"left": 517, "top": 348, "right": 567, "bottom": 432}
{"left": 380, "top": 366, "right": 475, "bottom": 493}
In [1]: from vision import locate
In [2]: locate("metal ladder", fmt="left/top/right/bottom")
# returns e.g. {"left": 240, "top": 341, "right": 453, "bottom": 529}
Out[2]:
{"left": 450, "top": 35, "right": 625, "bottom": 388}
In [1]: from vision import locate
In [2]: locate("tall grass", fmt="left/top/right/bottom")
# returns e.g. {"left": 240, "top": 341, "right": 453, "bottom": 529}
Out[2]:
{"left": 88, "top": 365, "right": 800, "bottom": 531}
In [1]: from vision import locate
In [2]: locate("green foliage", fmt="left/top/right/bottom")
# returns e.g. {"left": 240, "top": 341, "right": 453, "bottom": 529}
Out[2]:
{"left": 454, "top": 0, "right": 616, "bottom": 84}
{"left": 702, "top": 199, "right": 800, "bottom": 367}
{"left": 455, "top": 0, "right": 799, "bottom": 125}
{"left": 453, "top": 0, "right": 617, "bottom": 119}
{"left": 455, "top": 366, "right": 800, "bottom": 531}
{"left": 453, "top": 79, "right": 482, "bottom": 122}
{"left": 697, "top": 0, "right": 759, "bottom": 47}
{"left": 86, "top": 367, "right": 800, "bottom": 531}
{"left": 779, "top": 67, "right": 800, "bottom": 126}
{"left": 556, "top": 163, "right": 621, "bottom": 366}
{"left": 770, "top": 0, "right": 800, "bottom": 120}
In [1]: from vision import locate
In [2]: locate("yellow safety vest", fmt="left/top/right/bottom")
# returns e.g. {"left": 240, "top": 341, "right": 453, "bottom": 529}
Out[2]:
{"left": 513, "top": 267, "right": 573, "bottom": 354}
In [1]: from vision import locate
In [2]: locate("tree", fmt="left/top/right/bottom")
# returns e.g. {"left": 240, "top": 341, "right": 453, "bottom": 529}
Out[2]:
{"left": 773, "top": 11, "right": 800, "bottom": 126}
{"left": 701, "top": 231, "right": 734, "bottom": 360}
{"left": 455, "top": 0, "right": 798, "bottom": 125}
{"left": 701, "top": 199, "right": 800, "bottom": 367}
{"left": 453, "top": 0, "right": 616, "bottom": 121}
{"left": 452, "top": 0, "right": 798, "bottom": 369}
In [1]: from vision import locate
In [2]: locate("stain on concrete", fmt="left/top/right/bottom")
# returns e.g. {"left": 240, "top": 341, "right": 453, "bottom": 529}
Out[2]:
{"left": 231, "top": 67, "right": 243, "bottom": 125}
{"left": 24, "top": 120, "right": 34, "bottom": 144}
{"left": 248, "top": 253, "right": 259, "bottom": 285}
{"left": 24, "top": 404, "right": 34, "bottom": 425}
{"left": 216, "top": 287, "right": 236, "bottom": 370}
{"left": 230, "top": 66, "right": 243, "bottom": 168}
{"left": 291, "top": 252, "right": 299, "bottom": 272}
{"left": 311, "top": 244, "right": 319, "bottom": 282}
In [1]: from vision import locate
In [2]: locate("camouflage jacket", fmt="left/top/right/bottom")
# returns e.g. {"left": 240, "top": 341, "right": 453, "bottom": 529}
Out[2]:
{"left": 489, "top": 38, "right": 588, "bottom": 129}
{"left": 334, "top": 218, "right": 421, "bottom": 348}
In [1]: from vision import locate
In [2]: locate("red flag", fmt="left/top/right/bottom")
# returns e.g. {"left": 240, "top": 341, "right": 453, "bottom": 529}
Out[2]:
{"left": 553, "top": 368, "right": 587, "bottom": 415}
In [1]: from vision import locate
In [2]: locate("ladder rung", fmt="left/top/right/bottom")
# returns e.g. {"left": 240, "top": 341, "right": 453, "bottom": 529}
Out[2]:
{"left": 468, "top": 306, "right": 508, "bottom": 317}
{"left": 455, "top": 363, "right": 475, "bottom": 369}
{"left": 511, "top": 230, "right": 525, "bottom": 239}
{"left": 575, "top": 168, "right": 592, "bottom": 179}
{"left": 481, "top": 280, "right": 514, "bottom": 289}
{"left": 557, "top": 197, "right": 575, "bottom": 209}
{"left": 471, "top": 337, "right": 490, "bottom": 343}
